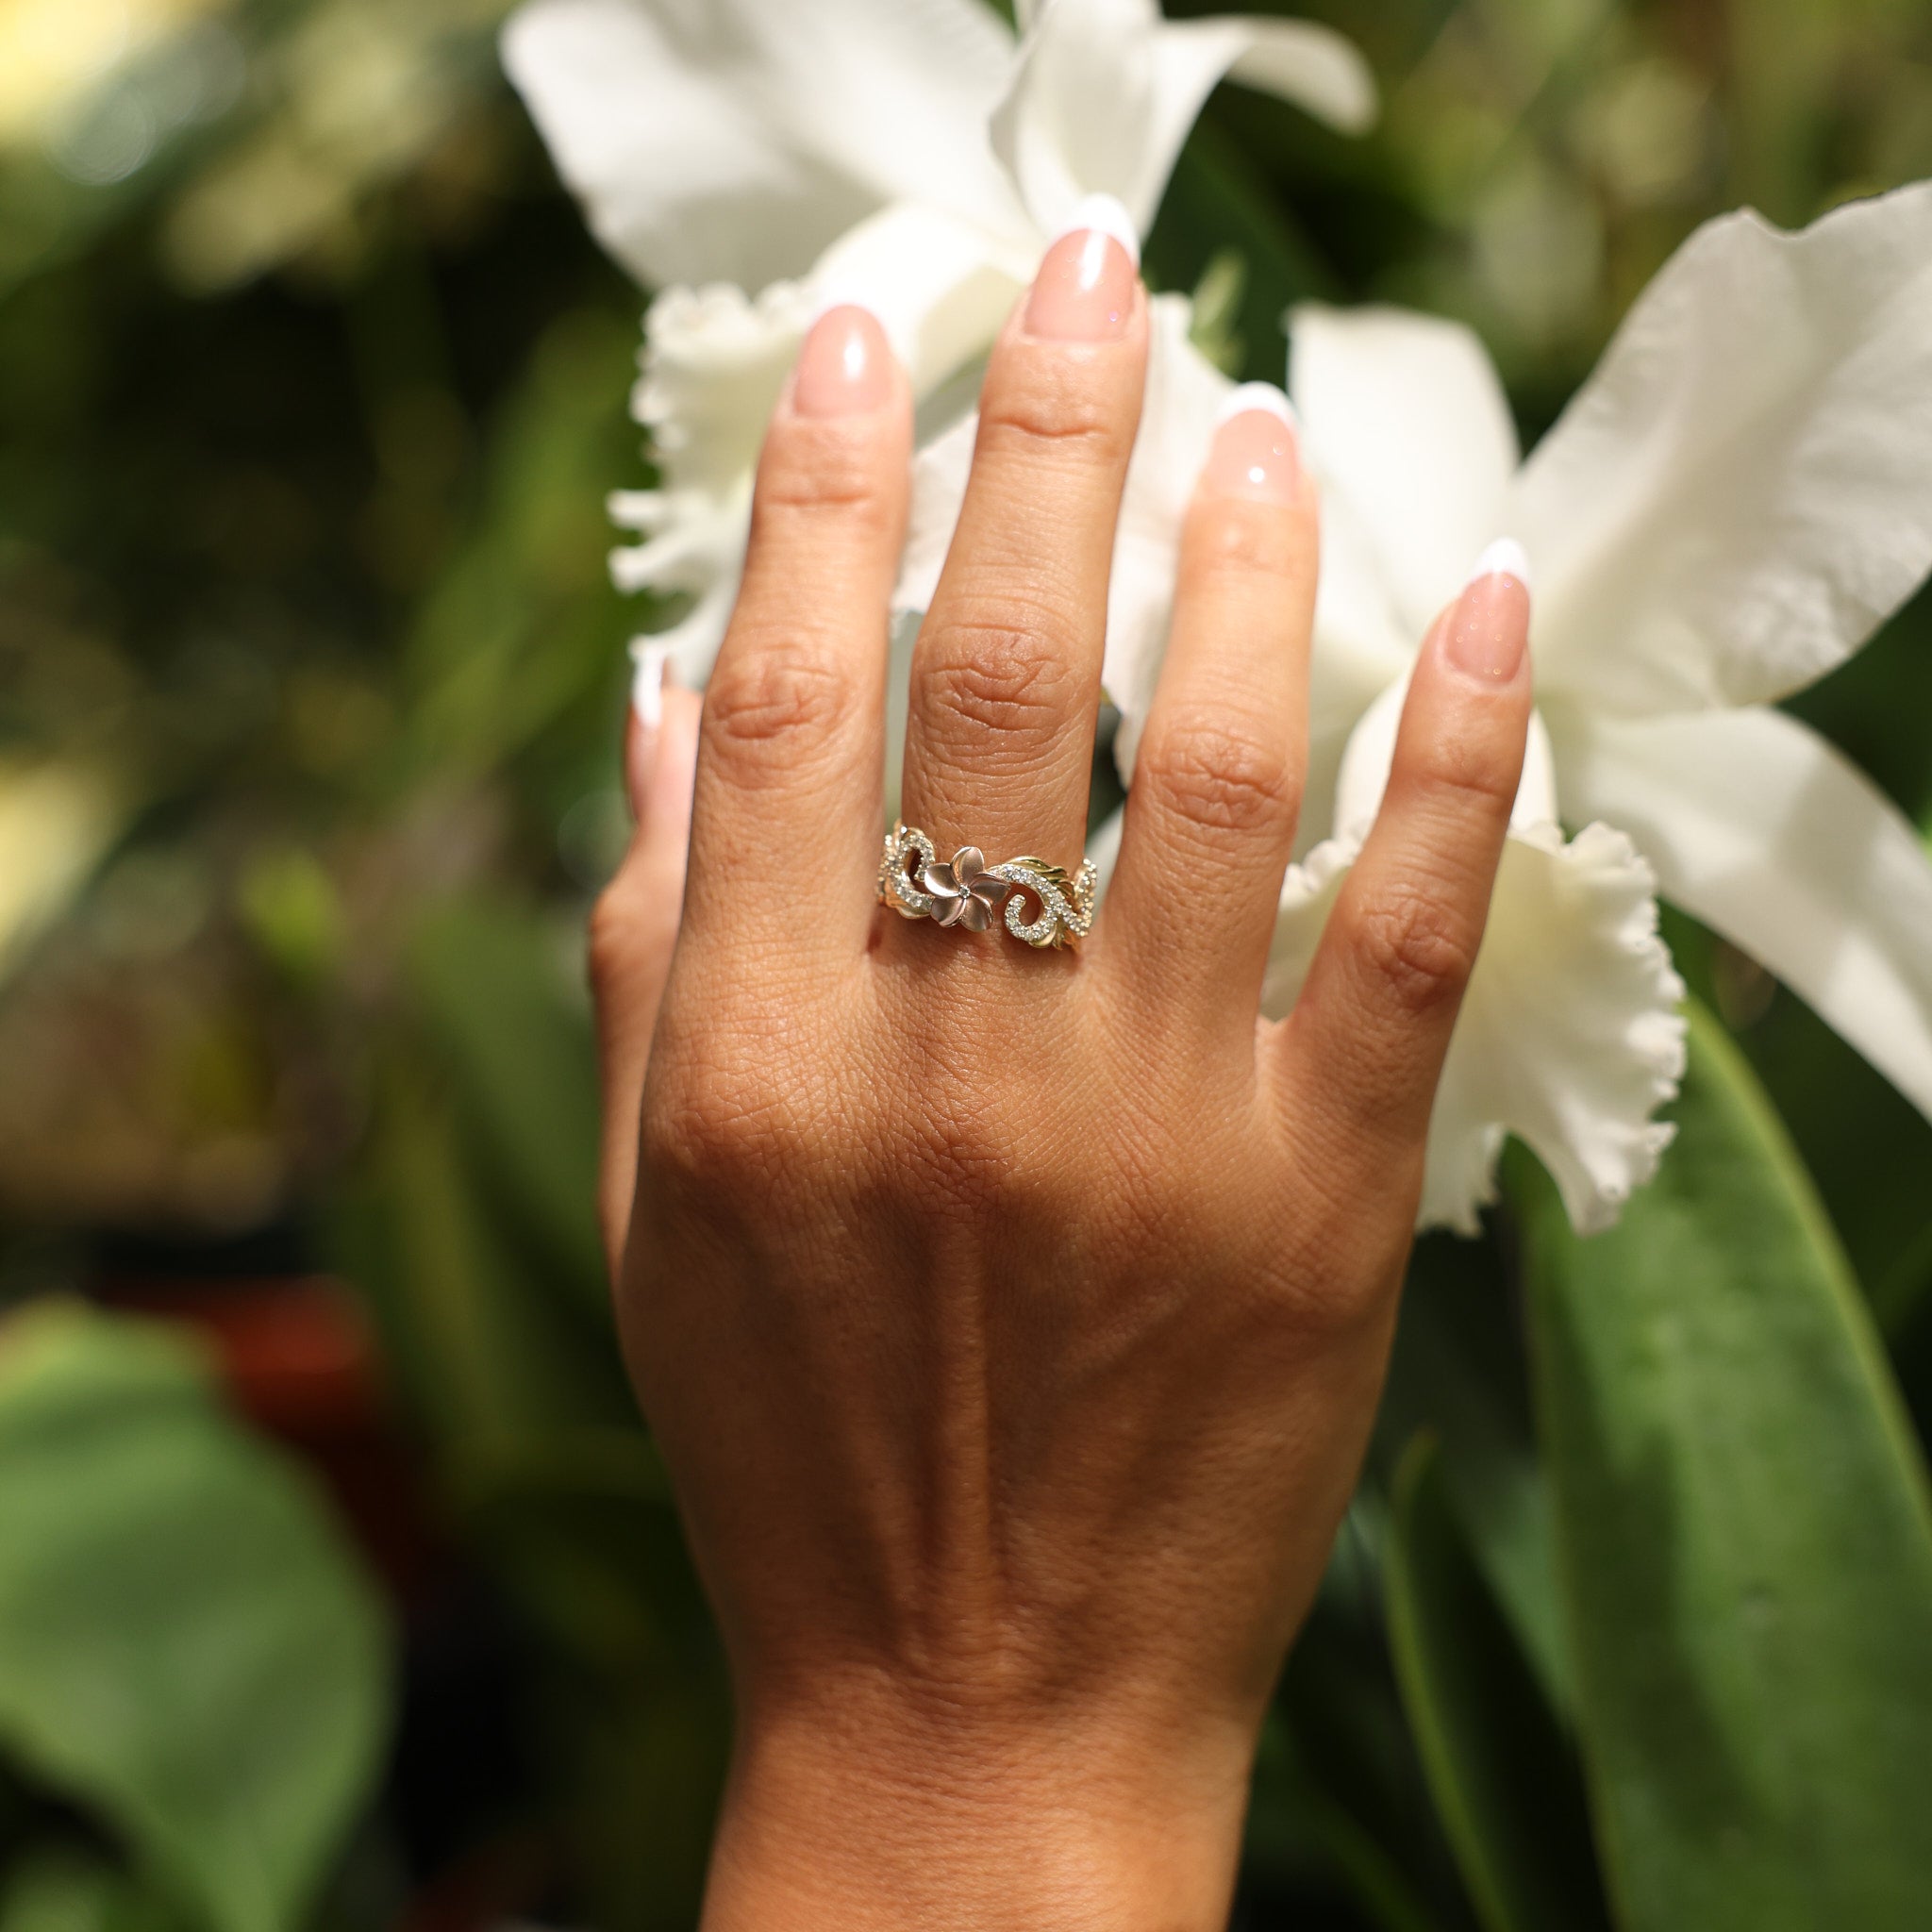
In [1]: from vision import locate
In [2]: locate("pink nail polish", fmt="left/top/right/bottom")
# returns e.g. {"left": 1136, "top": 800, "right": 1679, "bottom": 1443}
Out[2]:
{"left": 1024, "top": 193, "right": 1140, "bottom": 341}
{"left": 1202, "top": 384, "right": 1299, "bottom": 501}
{"left": 793, "top": 305, "right": 893, "bottom": 417}
{"left": 1445, "top": 540, "right": 1532, "bottom": 681}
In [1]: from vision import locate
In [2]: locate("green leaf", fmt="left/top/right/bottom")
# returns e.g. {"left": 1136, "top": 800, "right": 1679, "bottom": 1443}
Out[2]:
{"left": 0, "top": 1306, "right": 391, "bottom": 1932}
{"left": 1146, "top": 122, "right": 1341, "bottom": 382}
{"left": 1512, "top": 1000, "right": 1932, "bottom": 1931}
{"left": 1385, "top": 1437, "right": 1608, "bottom": 1932}
{"left": 1245, "top": 1707, "right": 1449, "bottom": 1932}
{"left": 458, "top": 1443, "right": 729, "bottom": 1932}
{"left": 408, "top": 894, "right": 606, "bottom": 1307}
{"left": 344, "top": 1054, "right": 634, "bottom": 1457}
{"left": 1381, "top": 1237, "right": 1571, "bottom": 1719}
{"left": 0, "top": 1850, "right": 189, "bottom": 1932}
{"left": 1252, "top": 1506, "right": 1471, "bottom": 1932}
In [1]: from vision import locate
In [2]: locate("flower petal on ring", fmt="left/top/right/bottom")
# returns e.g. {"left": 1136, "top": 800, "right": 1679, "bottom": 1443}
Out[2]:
{"left": 933, "top": 892, "right": 967, "bottom": 926}
{"left": 1263, "top": 823, "right": 1687, "bottom": 1237}
{"left": 922, "top": 862, "right": 961, "bottom": 898}
{"left": 952, "top": 845, "right": 985, "bottom": 884}
{"left": 958, "top": 895, "right": 994, "bottom": 932}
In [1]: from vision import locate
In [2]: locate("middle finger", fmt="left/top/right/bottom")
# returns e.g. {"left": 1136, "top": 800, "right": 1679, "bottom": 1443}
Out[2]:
{"left": 897, "top": 197, "right": 1149, "bottom": 876}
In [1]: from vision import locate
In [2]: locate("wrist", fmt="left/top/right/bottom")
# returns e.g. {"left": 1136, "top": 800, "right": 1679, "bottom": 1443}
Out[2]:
{"left": 702, "top": 1683, "right": 1254, "bottom": 1932}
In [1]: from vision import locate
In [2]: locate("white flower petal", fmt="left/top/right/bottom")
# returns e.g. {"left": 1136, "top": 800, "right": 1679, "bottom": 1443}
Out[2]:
{"left": 1291, "top": 303, "right": 1521, "bottom": 637}
{"left": 608, "top": 282, "right": 808, "bottom": 685}
{"left": 632, "top": 280, "right": 810, "bottom": 491}
{"left": 1427, "top": 824, "right": 1686, "bottom": 1236}
{"left": 749, "top": 0, "right": 1024, "bottom": 235}
{"left": 991, "top": 0, "right": 1166, "bottom": 237}
{"left": 1128, "top": 16, "right": 1376, "bottom": 232}
{"left": 1302, "top": 498, "right": 1414, "bottom": 854}
{"left": 1553, "top": 702, "right": 1932, "bottom": 1122}
{"left": 991, "top": 0, "right": 1374, "bottom": 237}
{"left": 896, "top": 406, "right": 976, "bottom": 622}
{"left": 1087, "top": 802, "right": 1125, "bottom": 898}
{"left": 502, "top": 0, "right": 1019, "bottom": 290}
{"left": 811, "top": 203, "right": 1030, "bottom": 392}
{"left": 608, "top": 487, "right": 745, "bottom": 596}
{"left": 1259, "top": 832, "right": 1354, "bottom": 1033}
{"left": 1106, "top": 298, "right": 1230, "bottom": 776}
{"left": 1209, "top": 18, "right": 1377, "bottom": 134}
{"left": 627, "top": 563, "right": 744, "bottom": 690}
{"left": 1516, "top": 180, "right": 1932, "bottom": 715}
{"left": 1331, "top": 676, "right": 1563, "bottom": 846}
{"left": 503, "top": 0, "right": 867, "bottom": 289}
{"left": 1262, "top": 824, "right": 1686, "bottom": 1236}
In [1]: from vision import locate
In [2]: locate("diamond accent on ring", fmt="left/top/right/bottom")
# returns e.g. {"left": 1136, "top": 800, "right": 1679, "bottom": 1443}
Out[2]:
{"left": 879, "top": 823, "right": 1097, "bottom": 950}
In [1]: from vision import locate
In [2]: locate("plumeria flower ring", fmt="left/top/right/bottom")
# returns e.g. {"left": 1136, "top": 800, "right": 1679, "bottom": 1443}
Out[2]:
{"left": 922, "top": 846, "right": 1012, "bottom": 933}
{"left": 503, "top": 0, "right": 1375, "bottom": 687}
{"left": 1257, "top": 180, "right": 1932, "bottom": 1236}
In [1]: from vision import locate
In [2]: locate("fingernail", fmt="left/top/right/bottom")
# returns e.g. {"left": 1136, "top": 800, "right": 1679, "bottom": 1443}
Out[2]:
{"left": 793, "top": 304, "right": 893, "bottom": 417}
{"left": 1202, "top": 383, "right": 1299, "bottom": 501}
{"left": 1024, "top": 193, "right": 1139, "bottom": 341}
{"left": 629, "top": 639, "right": 671, "bottom": 728}
{"left": 1464, "top": 537, "right": 1531, "bottom": 592}
{"left": 1446, "top": 540, "right": 1532, "bottom": 681}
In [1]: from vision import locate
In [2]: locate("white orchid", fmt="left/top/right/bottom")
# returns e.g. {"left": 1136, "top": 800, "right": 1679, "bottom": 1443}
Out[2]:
{"left": 502, "top": 0, "right": 1374, "bottom": 686}
{"left": 1259, "top": 181, "right": 1932, "bottom": 1235}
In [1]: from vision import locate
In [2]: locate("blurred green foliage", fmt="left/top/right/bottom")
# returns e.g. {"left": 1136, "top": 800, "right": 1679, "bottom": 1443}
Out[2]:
{"left": 2, "top": 0, "right": 1931, "bottom": 1927}
{"left": 0, "top": 1305, "right": 388, "bottom": 1932}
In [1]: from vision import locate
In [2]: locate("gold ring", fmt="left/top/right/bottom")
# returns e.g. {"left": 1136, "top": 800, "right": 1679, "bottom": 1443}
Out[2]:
{"left": 878, "top": 823, "right": 1097, "bottom": 950}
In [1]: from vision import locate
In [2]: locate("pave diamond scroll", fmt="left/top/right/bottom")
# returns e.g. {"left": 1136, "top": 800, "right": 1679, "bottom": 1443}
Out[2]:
{"left": 878, "top": 823, "right": 1099, "bottom": 950}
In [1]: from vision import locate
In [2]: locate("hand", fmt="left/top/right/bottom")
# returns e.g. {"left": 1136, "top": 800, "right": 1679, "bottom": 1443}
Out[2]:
{"left": 590, "top": 219, "right": 1532, "bottom": 1930}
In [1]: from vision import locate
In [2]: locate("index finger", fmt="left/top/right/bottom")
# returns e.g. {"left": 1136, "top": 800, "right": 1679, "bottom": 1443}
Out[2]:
{"left": 683, "top": 306, "right": 912, "bottom": 958}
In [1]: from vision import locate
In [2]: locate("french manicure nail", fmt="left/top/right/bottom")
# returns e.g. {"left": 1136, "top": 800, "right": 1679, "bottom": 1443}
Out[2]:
{"left": 629, "top": 639, "right": 671, "bottom": 728}
{"left": 1464, "top": 537, "right": 1531, "bottom": 591}
{"left": 793, "top": 303, "right": 894, "bottom": 417}
{"left": 1202, "top": 383, "right": 1299, "bottom": 501}
{"left": 1024, "top": 192, "right": 1139, "bottom": 341}
{"left": 1446, "top": 539, "right": 1532, "bottom": 680}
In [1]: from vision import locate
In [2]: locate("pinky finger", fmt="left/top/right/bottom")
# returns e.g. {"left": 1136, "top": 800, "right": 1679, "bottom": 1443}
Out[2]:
{"left": 1271, "top": 553, "right": 1532, "bottom": 1201}
{"left": 589, "top": 657, "right": 703, "bottom": 1283}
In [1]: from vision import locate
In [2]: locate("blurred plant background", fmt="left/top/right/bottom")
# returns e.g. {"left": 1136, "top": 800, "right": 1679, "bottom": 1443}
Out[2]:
{"left": 3, "top": 0, "right": 1931, "bottom": 1927}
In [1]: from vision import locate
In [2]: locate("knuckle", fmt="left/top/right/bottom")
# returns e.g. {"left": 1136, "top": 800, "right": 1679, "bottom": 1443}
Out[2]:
{"left": 754, "top": 418, "right": 898, "bottom": 535}
{"left": 1138, "top": 712, "right": 1296, "bottom": 837}
{"left": 920, "top": 602, "right": 1072, "bottom": 740}
{"left": 1349, "top": 887, "right": 1477, "bottom": 1017}
{"left": 586, "top": 877, "right": 677, "bottom": 994}
{"left": 641, "top": 1056, "right": 797, "bottom": 1201}
{"left": 705, "top": 635, "right": 849, "bottom": 766}
{"left": 977, "top": 359, "right": 1131, "bottom": 467}
{"left": 1186, "top": 495, "right": 1309, "bottom": 589}
{"left": 1407, "top": 723, "right": 1522, "bottom": 820}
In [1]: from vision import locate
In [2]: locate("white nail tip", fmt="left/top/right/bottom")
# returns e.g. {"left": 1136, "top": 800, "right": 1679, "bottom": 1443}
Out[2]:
{"left": 805, "top": 286, "right": 883, "bottom": 329}
{"left": 1058, "top": 192, "right": 1141, "bottom": 269}
{"left": 629, "top": 640, "right": 672, "bottom": 727}
{"left": 1466, "top": 537, "right": 1531, "bottom": 591}
{"left": 1214, "top": 381, "right": 1297, "bottom": 430}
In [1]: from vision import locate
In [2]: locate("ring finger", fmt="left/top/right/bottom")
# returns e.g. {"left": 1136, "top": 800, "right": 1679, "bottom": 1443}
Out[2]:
{"left": 896, "top": 196, "right": 1149, "bottom": 886}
